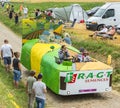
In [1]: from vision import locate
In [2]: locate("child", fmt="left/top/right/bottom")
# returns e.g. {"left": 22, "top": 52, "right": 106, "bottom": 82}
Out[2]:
{"left": 12, "top": 52, "right": 21, "bottom": 88}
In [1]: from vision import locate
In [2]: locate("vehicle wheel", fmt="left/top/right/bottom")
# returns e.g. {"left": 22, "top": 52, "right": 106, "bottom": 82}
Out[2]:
{"left": 97, "top": 25, "right": 104, "bottom": 31}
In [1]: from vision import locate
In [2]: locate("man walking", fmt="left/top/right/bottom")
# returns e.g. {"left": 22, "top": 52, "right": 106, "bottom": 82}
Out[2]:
{"left": 26, "top": 70, "right": 36, "bottom": 108}
{"left": 33, "top": 73, "right": 47, "bottom": 108}
{"left": 0, "top": 39, "right": 13, "bottom": 72}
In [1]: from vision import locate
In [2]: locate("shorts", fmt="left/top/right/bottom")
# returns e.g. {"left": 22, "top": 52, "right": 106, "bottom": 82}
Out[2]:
{"left": 3, "top": 57, "right": 11, "bottom": 65}
{"left": 13, "top": 70, "right": 21, "bottom": 81}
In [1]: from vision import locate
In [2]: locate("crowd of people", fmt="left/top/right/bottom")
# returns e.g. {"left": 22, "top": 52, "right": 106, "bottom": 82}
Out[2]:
{"left": 89, "top": 25, "right": 116, "bottom": 40}
{"left": 0, "top": 39, "right": 47, "bottom": 108}
{"left": 58, "top": 45, "right": 92, "bottom": 64}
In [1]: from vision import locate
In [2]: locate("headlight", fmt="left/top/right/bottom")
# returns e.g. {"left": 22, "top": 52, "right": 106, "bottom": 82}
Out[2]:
{"left": 91, "top": 22, "right": 97, "bottom": 24}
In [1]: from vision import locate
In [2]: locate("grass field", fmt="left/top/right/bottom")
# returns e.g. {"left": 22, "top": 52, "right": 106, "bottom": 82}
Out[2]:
{"left": 0, "top": 64, "right": 27, "bottom": 108}
{"left": 10, "top": 0, "right": 120, "bottom": 3}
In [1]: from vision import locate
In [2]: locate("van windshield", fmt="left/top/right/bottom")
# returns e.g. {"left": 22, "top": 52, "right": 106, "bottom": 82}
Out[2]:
{"left": 94, "top": 9, "right": 106, "bottom": 17}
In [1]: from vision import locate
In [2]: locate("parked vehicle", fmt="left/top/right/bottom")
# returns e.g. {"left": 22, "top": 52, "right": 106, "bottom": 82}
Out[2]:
{"left": 86, "top": 2, "right": 120, "bottom": 31}
{"left": 86, "top": 6, "right": 100, "bottom": 16}
{"left": 116, "top": 24, "right": 120, "bottom": 34}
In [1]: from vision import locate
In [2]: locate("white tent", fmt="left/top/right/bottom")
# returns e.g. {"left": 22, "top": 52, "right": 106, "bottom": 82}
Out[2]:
{"left": 50, "top": 4, "right": 88, "bottom": 23}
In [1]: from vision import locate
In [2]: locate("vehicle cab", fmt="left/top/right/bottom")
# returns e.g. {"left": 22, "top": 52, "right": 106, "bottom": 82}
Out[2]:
{"left": 86, "top": 2, "right": 120, "bottom": 31}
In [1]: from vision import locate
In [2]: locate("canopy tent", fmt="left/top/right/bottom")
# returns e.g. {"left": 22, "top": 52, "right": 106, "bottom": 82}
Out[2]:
{"left": 49, "top": 4, "right": 88, "bottom": 23}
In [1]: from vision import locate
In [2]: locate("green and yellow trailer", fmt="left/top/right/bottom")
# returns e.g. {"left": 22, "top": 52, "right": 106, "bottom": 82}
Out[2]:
{"left": 21, "top": 39, "right": 113, "bottom": 95}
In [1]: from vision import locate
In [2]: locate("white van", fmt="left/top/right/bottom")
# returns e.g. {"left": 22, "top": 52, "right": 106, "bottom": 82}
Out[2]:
{"left": 86, "top": 2, "right": 120, "bottom": 31}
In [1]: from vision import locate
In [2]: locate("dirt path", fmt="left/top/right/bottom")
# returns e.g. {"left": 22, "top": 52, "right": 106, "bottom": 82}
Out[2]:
{"left": 0, "top": 22, "right": 120, "bottom": 108}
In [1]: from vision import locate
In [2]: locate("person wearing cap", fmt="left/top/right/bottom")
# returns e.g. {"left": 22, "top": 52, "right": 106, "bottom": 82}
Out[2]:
{"left": 74, "top": 47, "right": 85, "bottom": 62}
{"left": 0, "top": 39, "right": 13, "bottom": 72}
{"left": 26, "top": 70, "right": 36, "bottom": 108}
{"left": 32, "top": 74, "right": 47, "bottom": 108}
{"left": 74, "top": 48, "right": 91, "bottom": 62}
{"left": 82, "top": 50, "right": 91, "bottom": 62}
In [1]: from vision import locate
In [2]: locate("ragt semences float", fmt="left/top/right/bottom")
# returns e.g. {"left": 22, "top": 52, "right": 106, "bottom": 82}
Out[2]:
{"left": 21, "top": 18, "right": 113, "bottom": 95}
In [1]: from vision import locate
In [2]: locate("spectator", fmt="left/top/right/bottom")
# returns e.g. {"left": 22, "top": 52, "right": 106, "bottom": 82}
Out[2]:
{"left": 32, "top": 73, "right": 47, "bottom": 108}
{"left": 58, "top": 45, "right": 70, "bottom": 62}
{"left": 63, "top": 34, "right": 72, "bottom": 45}
{"left": 58, "top": 19, "right": 64, "bottom": 25}
{"left": 12, "top": 52, "right": 21, "bottom": 88}
{"left": 1, "top": 1, "right": 5, "bottom": 8}
{"left": 89, "top": 25, "right": 108, "bottom": 38}
{"left": 34, "top": 9, "right": 41, "bottom": 18}
{"left": 23, "top": 6, "right": 28, "bottom": 18}
{"left": 9, "top": 10, "right": 13, "bottom": 19}
{"left": 14, "top": 13, "right": 19, "bottom": 24}
{"left": 26, "top": 70, "right": 36, "bottom": 108}
{"left": 19, "top": 4, "right": 23, "bottom": 16}
{"left": 10, "top": 5, "right": 14, "bottom": 13}
{"left": 6, "top": 3, "right": 10, "bottom": 13}
{"left": 73, "top": 47, "right": 85, "bottom": 62}
{"left": 74, "top": 48, "right": 91, "bottom": 62}
{"left": 82, "top": 50, "right": 91, "bottom": 62}
{"left": 0, "top": 39, "right": 13, "bottom": 72}
{"left": 102, "top": 26, "right": 116, "bottom": 39}
{"left": 19, "top": 4, "right": 23, "bottom": 13}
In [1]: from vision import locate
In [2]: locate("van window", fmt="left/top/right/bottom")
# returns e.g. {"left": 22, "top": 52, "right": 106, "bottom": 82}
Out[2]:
{"left": 102, "top": 9, "right": 115, "bottom": 18}
{"left": 94, "top": 9, "right": 106, "bottom": 17}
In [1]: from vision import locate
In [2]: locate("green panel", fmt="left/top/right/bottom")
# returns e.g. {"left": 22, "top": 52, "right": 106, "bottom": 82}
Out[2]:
{"left": 21, "top": 39, "right": 39, "bottom": 70}
{"left": 41, "top": 48, "right": 73, "bottom": 94}
{"left": 67, "top": 45, "right": 80, "bottom": 53}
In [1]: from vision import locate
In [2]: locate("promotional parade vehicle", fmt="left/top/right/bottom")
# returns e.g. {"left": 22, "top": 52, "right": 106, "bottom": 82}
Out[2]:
{"left": 21, "top": 18, "right": 113, "bottom": 95}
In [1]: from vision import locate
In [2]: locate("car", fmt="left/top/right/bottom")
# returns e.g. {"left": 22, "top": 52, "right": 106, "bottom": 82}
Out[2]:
{"left": 116, "top": 24, "right": 120, "bottom": 34}
{"left": 86, "top": 6, "right": 100, "bottom": 16}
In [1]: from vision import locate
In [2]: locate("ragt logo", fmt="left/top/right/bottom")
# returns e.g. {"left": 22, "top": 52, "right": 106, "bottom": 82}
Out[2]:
{"left": 64, "top": 71, "right": 112, "bottom": 83}
{"left": 64, "top": 72, "right": 77, "bottom": 83}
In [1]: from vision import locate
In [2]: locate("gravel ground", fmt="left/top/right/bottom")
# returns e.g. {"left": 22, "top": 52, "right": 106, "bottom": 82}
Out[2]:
{"left": 0, "top": 22, "right": 120, "bottom": 108}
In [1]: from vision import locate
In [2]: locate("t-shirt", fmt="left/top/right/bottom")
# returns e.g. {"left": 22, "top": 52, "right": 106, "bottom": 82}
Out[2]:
{"left": 23, "top": 7, "right": 28, "bottom": 14}
{"left": 1, "top": 44, "right": 12, "bottom": 57}
{"left": 63, "top": 37, "right": 72, "bottom": 45}
{"left": 100, "top": 28, "right": 108, "bottom": 33}
{"left": 13, "top": 58, "right": 20, "bottom": 71}
{"left": 27, "top": 76, "right": 36, "bottom": 93}
{"left": 33, "top": 81, "right": 46, "bottom": 100}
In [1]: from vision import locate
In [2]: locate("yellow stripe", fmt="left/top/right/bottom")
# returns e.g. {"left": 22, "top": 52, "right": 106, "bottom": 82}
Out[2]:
{"left": 31, "top": 43, "right": 60, "bottom": 76}
{"left": 10, "top": 100, "right": 20, "bottom": 108}
{"left": 8, "top": 93, "right": 20, "bottom": 108}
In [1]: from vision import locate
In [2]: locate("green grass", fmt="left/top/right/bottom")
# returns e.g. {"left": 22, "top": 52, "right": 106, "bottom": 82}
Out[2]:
{"left": 0, "top": 64, "right": 27, "bottom": 108}
{"left": 73, "top": 39, "right": 120, "bottom": 59}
